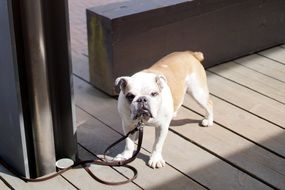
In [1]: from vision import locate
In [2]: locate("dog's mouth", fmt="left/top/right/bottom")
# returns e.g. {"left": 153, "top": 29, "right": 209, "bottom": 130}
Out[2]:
{"left": 134, "top": 107, "right": 153, "bottom": 120}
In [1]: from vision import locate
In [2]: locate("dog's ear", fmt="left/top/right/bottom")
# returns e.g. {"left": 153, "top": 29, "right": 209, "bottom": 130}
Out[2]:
{"left": 155, "top": 75, "right": 167, "bottom": 91}
{"left": 115, "top": 76, "right": 129, "bottom": 93}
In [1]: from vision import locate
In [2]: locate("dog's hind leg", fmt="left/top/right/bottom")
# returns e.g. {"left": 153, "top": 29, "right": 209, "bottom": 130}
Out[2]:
{"left": 186, "top": 74, "right": 213, "bottom": 127}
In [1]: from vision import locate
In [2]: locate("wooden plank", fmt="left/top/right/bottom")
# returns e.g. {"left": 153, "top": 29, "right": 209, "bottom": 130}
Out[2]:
{"left": 77, "top": 117, "right": 205, "bottom": 190}
{"left": 74, "top": 76, "right": 271, "bottom": 189}
{"left": 184, "top": 93, "right": 285, "bottom": 157}
{"left": 76, "top": 115, "right": 268, "bottom": 190}
{"left": 74, "top": 76, "right": 123, "bottom": 133}
{"left": 234, "top": 54, "right": 285, "bottom": 82}
{"left": 205, "top": 72, "right": 285, "bottom": 128}
{"left": 172, "top": 106, "right": 285, "bottom": 189}
{"left": 209, "top": 62, "right": 285, "bottom": 104}
{"left": 148, "top": 130, "right": 271, "bottom": 190}
{"left": 258, "top": 46, "right": 285, "bottom": 63}
{"left": 75, "top": 106, "right": 93, "bottom": 127}
{"left": 0, "top": 165, "right": 76, "bottom": 190}
{"left": 119, "top": 148, "right": 205, "bottom": 190}
{"left": 72, "top": 52, "right": 89, "bottom": 82}
{"left": 0, "top": 178, "right": 10, "bottom": 190}
{"left": 62, "top": 145, "right": 140, "bottom": 190}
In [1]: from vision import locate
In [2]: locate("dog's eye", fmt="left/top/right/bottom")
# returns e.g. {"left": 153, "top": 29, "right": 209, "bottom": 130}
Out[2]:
{"left": 150, "top": 92, "right": 159, "bottom": 97}
{"left": 126, "top": 93, "right": 135, "bottom": 102}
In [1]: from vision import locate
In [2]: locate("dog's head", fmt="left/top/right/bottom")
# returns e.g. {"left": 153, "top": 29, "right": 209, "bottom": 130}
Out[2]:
{"left": 115, "top": 72, "right": 167, "bottom": 121}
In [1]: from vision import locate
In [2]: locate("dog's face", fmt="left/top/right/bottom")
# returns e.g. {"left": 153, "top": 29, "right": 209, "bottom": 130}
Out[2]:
{"left": 116, "top": 72, "right": 167, "bottom": 121}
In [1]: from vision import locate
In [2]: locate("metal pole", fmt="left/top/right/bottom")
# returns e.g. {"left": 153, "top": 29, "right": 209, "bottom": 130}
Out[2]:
{"left": 41, "top": 0, "right": 77, "bottom": 162}
{"left": 20, "top": 0, "right": 56, "bottom": 176}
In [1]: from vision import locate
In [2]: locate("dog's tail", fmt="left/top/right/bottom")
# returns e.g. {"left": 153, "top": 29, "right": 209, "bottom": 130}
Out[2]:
{"left": 189, "top": 51, "right": 204, "bottom": 62}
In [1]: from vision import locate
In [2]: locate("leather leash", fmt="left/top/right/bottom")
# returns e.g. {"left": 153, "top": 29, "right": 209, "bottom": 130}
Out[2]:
{"left": 0, "top": 120, "right": 144, "bottom": 185}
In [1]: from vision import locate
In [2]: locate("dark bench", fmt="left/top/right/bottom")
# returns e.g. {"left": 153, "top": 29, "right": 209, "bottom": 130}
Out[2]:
{"left": 87, "top": 0, "right": 285, "bottom": 95}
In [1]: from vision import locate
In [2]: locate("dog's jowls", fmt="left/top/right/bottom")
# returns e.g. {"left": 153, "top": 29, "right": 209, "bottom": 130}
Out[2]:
{"left": 115, "top": 51, "right": 213, "bottom": 168}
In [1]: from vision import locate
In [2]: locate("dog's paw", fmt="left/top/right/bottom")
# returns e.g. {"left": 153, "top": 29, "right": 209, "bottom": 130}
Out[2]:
{"left": 148, "top": 152, "right": 165, "bottom": 169}
{"left": 114, "top": 151, "right": 133, "bottom": 161}
{"left": 201, "top": 118, "right": 213, "bottom": 127}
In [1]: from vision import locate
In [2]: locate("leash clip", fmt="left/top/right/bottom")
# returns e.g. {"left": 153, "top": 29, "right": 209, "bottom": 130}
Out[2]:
{"left": 136, "top": 118, "right": 145, "bottom": 130}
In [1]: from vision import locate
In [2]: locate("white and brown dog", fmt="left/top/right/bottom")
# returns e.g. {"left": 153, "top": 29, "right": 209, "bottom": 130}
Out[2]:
{"left": 115, "top": 51, "right": 213, "bottom": 168}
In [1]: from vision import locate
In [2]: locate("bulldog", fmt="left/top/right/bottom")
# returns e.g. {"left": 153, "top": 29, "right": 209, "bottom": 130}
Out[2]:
{"left": 115, "top": 51, "right": 213, "bottom": 168}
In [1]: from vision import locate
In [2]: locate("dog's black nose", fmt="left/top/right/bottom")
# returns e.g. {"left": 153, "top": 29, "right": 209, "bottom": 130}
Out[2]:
{"left": 135, "top": 96, "right": 152, "bottom": 120}
{"left": 136, "top": 96, "right": 148, "bottom": 103}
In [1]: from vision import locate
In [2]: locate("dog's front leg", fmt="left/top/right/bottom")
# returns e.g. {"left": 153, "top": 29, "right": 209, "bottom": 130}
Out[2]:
{"left": 148, "top": 123, "right": 169, "bottom": 168}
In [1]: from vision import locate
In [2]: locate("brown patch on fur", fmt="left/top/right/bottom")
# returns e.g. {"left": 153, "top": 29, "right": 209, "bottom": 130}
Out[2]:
{"left": 144, "top": 51, "right": 207, "bottom": 112}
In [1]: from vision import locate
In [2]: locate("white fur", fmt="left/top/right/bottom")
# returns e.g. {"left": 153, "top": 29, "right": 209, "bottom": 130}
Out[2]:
{"left": 186, "top": 73, "right": 213, "bottom": 126}
{"left": 115, "top": 68, "right": 213, "bottom": 168}
{"left": 116, "top": 72, "right": 173, "bottom": 168}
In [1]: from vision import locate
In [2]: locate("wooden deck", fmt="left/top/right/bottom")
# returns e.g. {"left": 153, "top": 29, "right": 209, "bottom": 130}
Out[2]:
{"left": 1, "top": 0, "right": 285, "bottom": 189}
{"left": 1, "top": 47, "right": 285, "bottom": 190}
{"left": 72, "top": 45, "right": 285, "bottom": 190}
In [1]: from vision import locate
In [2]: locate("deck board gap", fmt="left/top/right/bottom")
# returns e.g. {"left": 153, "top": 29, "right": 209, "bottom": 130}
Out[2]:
{"left": 168, "top": 129, "right": 277, "bottom": 189}
{"left": 182, "top": 104, "right": 285, "bottom": 159}
{"left": 77, "top": 143, "right": 144, "bottom": 190}
{"left": 207, "top": 70, "right": 285, "bottom": 105}
{"left": 0, "top": 176, "right": 13, "bottom": 190}
{"left": 233, "top": 61, "right": 285, "bottom": 84}
{"left": 73, "top": 74, "right": 113, "bottom": 98}
{"left": 73, "top": 73, "right": 92, "bottom": 87}
{"left": 163, "top": 161, "right": 210, "bottom": 190}
{"left": 257, "top": 53, "right": 285, "bottom": 66}
{"left": 208, "top": 93, "right": 285, "bottom": 130}
{"left": 60, "top": 175, "right": 80, "bottom": 190}
{"left": 76, "top": 105, "right": 122, "bottom": 136}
